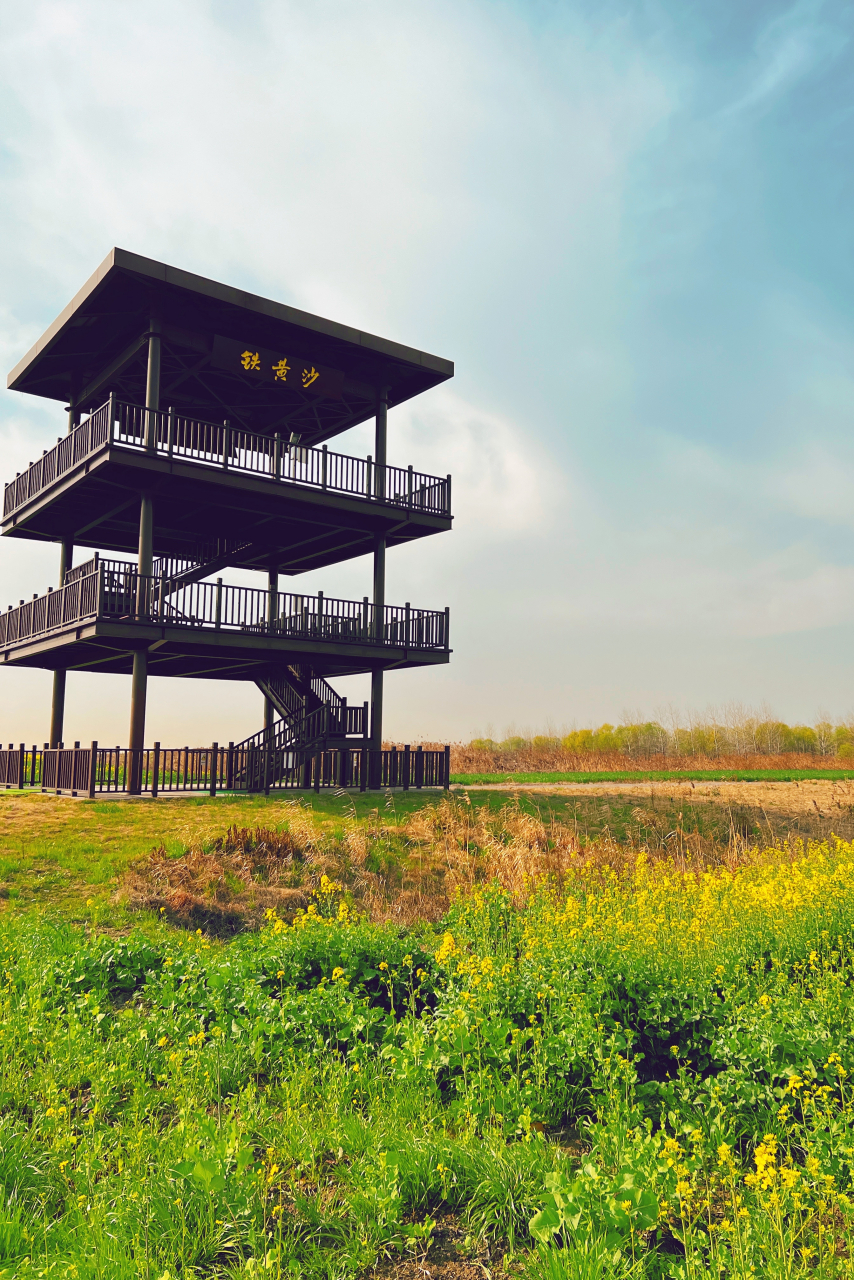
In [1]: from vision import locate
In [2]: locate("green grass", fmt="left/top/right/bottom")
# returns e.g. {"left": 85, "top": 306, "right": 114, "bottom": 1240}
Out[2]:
{"left": 4, "top": 792, "right": 854, "bottom": 1275}
{"left": 3, "top": 843, "right": 854, "bottom": 1276}
{"left": 452, "top": 767, "right": 854, "bottom": 784}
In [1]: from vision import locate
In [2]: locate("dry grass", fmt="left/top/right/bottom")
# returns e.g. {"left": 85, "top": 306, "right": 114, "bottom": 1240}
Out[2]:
{"left": 121, "top": 796, "right": 769, "bottom": 933}
{"left": 448, "top": 745, "right": 854, "bottom": 773}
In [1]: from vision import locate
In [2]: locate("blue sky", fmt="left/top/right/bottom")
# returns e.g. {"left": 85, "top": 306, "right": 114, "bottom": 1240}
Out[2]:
{"left": 2, "top": 0, "right": 854, "bottom": 745}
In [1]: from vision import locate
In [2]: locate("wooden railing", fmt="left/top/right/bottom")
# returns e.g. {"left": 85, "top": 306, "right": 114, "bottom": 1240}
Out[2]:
{"left": 235, "top": 702, "right": 367, "bottom": 754}
{"left": 4, "top": 398, "right": 451, "bottom": 518}
{"left": 0, "top": 741, "right": 450, "bottom": 795}
{"left": 0, "top": 564, "right": 449, "bottom": 653}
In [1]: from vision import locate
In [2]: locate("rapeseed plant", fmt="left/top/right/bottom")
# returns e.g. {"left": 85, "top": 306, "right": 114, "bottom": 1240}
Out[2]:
{"left": 3, "top": 833, "right": 854, "bottom": 1275}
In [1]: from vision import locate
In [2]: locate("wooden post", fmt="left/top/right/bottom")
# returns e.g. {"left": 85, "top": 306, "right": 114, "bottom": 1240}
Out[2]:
{"left": 403, "top": 744, "right": 410, "bottom": 791}
{"left": 226, "top": 741, "right": 234, "bottom": 790}
{"left": 210, "top": 743, "right": 218, "bottom": 797}
{"left": 128, "top": 315, "right": 160, "bottom": 779}
{"left": 222, "top": 419, "right": 231, "bottom": 471}
{"left": 444, "top": 744, "right": 451, "bottom": 790}
{"left": 369, "top": 388, "right": 389, "bottom": 788}
{"left": 50, "top": 539, "right": 73, "bottom": 747}
{"left": 16, "top": 744, "right": 25, "bottom": 791}
{"left": 415, "top": 744, "right": 424, "bottom": 789}
{"left": 30, "top": 746, "right": 37, "bottom": 787}
{"left": 151, "top": 742, "right": 160, "bottom": 798}
{"left": 128, "top": 651, "right": 148, "bottom": 793}
{"left": 314, "top": 751, "right": 321, "bottom": 792}
{"left": 49, "top": 671, "right": 66, "bottom": 749}
{"left": 167, "top": 405, "right": 175, "bottom": 458}
{"left": 144, "top": 317, "right": 161, "bottom": 453}
{"left": 215, "top": 578, "right": 223, "bottom": 630}
{"left": 273, "top": 432, "right": 282, "bottom": 480}
{"left": 321, "top": 444, "right": 328, "bottom": 490}
{"left": 88, "top": 741, "right": 98, "bottom": 799}
{"left": 374, "top": 386, "right": 388, "bottom": 498}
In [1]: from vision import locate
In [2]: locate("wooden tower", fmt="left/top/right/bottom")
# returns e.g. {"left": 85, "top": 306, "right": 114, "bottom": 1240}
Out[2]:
{"left": 1, "top": 250, "right": 453, "bottom": 791}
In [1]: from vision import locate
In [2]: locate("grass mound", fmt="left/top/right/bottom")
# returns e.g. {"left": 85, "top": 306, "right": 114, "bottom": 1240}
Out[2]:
{"left": 122, "top": 824, "right": 311, "bottom": 933}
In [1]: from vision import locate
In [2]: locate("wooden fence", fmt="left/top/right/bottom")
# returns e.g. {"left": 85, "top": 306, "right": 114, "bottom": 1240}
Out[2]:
{"left": 0, "top": 742, "right": 451, "bottom": 797}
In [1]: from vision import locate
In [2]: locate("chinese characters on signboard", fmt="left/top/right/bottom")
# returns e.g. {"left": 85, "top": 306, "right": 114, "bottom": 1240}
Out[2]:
{"left": 211, "top": 335, "right": 344, "bottom": 400}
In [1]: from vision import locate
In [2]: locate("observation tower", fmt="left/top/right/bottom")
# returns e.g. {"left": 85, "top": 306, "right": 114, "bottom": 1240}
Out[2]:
{"left": 0, "top": 250, "right": 453, "bottom": 795}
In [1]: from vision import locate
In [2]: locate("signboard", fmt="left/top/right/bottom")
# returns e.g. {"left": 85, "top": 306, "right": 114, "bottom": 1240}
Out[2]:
{"left": 211, "top": 335, "right": 344, "bottom": 400}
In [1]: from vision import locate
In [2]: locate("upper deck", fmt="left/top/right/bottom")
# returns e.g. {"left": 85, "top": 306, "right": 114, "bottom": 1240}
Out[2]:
{"left": 7, "top": 248, "right": 453, "bottom": 446}
{"left": 3, "top": 398, "right": 451, "bottom": 573}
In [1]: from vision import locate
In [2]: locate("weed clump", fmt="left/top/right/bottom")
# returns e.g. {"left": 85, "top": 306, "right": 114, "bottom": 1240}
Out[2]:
{"left": 122, "top": 823, "right": 311, "bottom": 933}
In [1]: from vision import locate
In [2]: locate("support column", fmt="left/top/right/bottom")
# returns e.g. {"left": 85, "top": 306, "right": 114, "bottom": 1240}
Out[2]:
{"left": 128, "top": 314, "right": 161, "bottom": 777}
{"left": 128, "top": 650, "right": 148, "bottom": 792}
{"left": 370, "top": 388, "right": 389, "bottom": 778}
{"left": 265, "top": 569, "right": 279, "bottom": 733}
{"left": 49, "top": 539, "right": 74, "bottom": 746}
{"left": 66, "top": 378, "right": 80, "bottom": 435}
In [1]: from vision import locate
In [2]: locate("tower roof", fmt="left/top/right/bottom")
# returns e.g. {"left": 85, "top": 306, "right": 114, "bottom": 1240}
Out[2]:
{"left": 7, "top": 248, "right": 454, "bottom": 444}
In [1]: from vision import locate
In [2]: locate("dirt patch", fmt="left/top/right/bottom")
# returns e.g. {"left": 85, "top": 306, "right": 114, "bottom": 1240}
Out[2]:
{"left": 373, "top": 1214, "right": 519, "bottom": 1278}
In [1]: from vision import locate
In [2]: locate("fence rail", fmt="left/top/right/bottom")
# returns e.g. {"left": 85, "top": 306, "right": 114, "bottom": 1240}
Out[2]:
{"left": 0, "top": 741, "right": 450, "bottom": 795}
{"left": 0, "top": 564, "right": 449, "bottom": 653}
{"left": 3, "top": 398, "right": 451, "bottom": 518}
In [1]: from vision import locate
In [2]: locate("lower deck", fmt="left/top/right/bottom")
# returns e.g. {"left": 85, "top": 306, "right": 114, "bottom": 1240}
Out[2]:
{"left": 0, "top": 560, "right": 450, "bottom": 679}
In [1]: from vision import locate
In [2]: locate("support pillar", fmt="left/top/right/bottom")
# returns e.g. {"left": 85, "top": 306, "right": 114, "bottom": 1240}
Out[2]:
{"left": 66, "top": 380, "right": 80, "bottom": 435}
{"left": 127, "top": 313, "right": 161, "bottom": 775}
{"left": 265, "top": 570, "right": 279, "bottom": 737}
{"left": 128, "top": 650, "right": 148, "bottom": 794}
{"left": 49, "top": 539, "right": 74, "bottom": 747}
{"left": 369, "top": 388, "right": 389, "bottom": 781}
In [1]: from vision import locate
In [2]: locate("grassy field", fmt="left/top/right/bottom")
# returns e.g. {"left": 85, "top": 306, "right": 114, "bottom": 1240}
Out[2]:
{"left": 2, "top": 787, "right": 854, "bottom": 1277}
{"left": 451, "top": 768, "right": 854, "bottom": 785}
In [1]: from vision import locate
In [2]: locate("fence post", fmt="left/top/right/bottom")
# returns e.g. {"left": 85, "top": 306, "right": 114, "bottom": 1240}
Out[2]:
{"left": 222, "top": 419, "right": 231, "bottom": 471}
{"left": 366, "top": 455, "right": 372, "bottom": 499}
{"left": 16, "top": 744, "right": 24, "bottom": 791}
{"left": 152, "top": 742, "right": 160, "bottom": 798}
{"left": 215, "top": 578, "right": 222, "bottom": 630}
{"left": 314, "top": 751, "right": 321, "bottom": 792}
{"left": 407, "top": 464, "right": 413, "bottom": 508}
{"left": 444, "top": 744, "right": 451, "bottom": 790}
{"left": 88, "top": 741, "right": 98, "bottom": 799}
{"left": 415, "top": 744, "right": 424, "bottom": 790}
{"left": 107, "top": 392, "right": 116, "bottom": 443}
{"left": 273, "top": 432, "right": 282, "bottom": 480}
{"left": 321, "top": 444, "right": 328, "bottom": 490}
{"left": 403, "top": 744, "right": 410, "bottom": 791}
{"left": 226, "top": 741, "right": 234, "bottom": 790}
{"left": 405, "top": 602, "right": 410, "bottom": 649}
{"left": 444, "top": 606, "right": 450, "bottom": 649}
{"left": 167, "top": 405, "right": 175, "bottom": 458}
{"left": 360, "top": 746, "right": 367, "bottom": 792}
{"left": 30, "top": 745, "right": 37, "bottom": 786}
{"left": 210, "top": 743, "right": 218, "bottom": 797}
